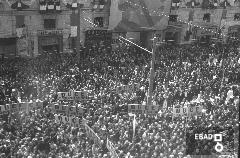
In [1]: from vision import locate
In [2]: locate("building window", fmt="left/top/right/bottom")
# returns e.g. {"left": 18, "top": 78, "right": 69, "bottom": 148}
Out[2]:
{"left": 203, "top": 13, "right": 210, "bottom": 22}
{"left": 234, "top": 13, "right": 240, "bottom": 21}
{"left": 44, "top": 19, "right": 56, "bottom": 29}
{"left": 169, "top": 15, "right": 178, "bottom": 22}
{"left": 94, "top": 17, "right": 104, "bottom": 27}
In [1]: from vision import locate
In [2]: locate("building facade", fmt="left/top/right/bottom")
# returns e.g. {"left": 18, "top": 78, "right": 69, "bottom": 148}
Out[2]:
{"left": 107, "top": 0, "right": 240, "bottom": 46}
{"left": 0, "top": 0, "right": 111, "bottom": 57}
{"left": 169, "top": 0, "right": 240, "bottom": 44}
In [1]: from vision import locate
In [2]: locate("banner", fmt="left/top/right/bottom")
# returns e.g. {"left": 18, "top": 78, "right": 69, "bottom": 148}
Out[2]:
{"left": 54, "top": 114, "right": 84, "bottom": 128}
{"left": 0, "top": 104, "right": 11, "bottom": 115}
{"left": 57, "top": 90, "right": 88, "bottom": 101}
{"left": 27, "top": 101, "right": 43, "bottom": 113}
{"left": 84, "top": 123, "right": 102, "bottom": 147}
{"left": 172, "top": 105, "right": 203, "bottom": 118}
{"left": 116, "top": 83, "right": 140, "bottom": 94}
{"left": 0, "top": 101, "right": 43, "bottom": 115}
{"left": 106, "top": 138, "right": 119, "bottom": 158}
{"left": 70, "top": 26, "right": 77, "bottom": 37}
{"left": 85, "top": 29, "right": 112, "bottom": 47}
{"left": 128, "top": 104, "right": 161, "bottom": 114}
{"left": 50, "top": 103, "right": 85, "bottom": 116}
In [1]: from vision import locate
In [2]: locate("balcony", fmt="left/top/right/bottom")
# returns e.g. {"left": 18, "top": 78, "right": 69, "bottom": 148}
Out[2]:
{"left": 39, "top": 0, "right": 61, "bottom": 14}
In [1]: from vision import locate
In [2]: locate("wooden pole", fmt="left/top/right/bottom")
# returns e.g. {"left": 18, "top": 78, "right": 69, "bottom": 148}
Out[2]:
{"left": 147, "top": 35, "right": 157, "bottom": 106}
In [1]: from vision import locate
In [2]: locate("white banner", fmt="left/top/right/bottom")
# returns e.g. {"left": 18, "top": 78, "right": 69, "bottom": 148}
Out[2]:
{"left": 50, "top": 103, "right": 85, "bottom": 116}
{"left": 116, "top": 83, "right": 140, "bottom": 94}
{"left": 54, "top": 114, "right": 84, "bottom": 128}
{"left": 70, "top": 26, "right": 77, "bottom": 37}
{"left": 128, "top": 104, "right": 161, "bottom": 115}
{"left": 57, "top": 90, "right": 88, "bottom": 101}
{"left": 0, "top": 101, "right": 43, "bottom": 115}
{"left": 172, "top": 105, "right": 203, "bottom": 118}
{"left": 0, "top": 104, "right": 11, "bottom": 115}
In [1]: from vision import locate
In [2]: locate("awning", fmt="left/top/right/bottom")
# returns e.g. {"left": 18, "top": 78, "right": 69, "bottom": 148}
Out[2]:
{"left": 113, "top": 20, "right": 146, "bottom": 32}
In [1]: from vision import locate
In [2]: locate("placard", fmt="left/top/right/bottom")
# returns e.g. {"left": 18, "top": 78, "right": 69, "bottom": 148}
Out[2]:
{"left": 0, "top": 101, "right": 43, "bottom": 115}
{"left": 19, "top": 102, "right": 28, "bottom": 112}
{"left": 50, "top": 103, "right": 86, "bottom": 116}
{"left": 10, "top": 103, "right": 19, "bottom": 113}
{"left": 128, "top": 104, "right": 161, "bottom": 114}
{"left": 57, "top": 90, "right": 88, "bottom": 101}
{"left": 54, "top": 114, "right": 84, "bottom": 128}
{"left": 0, "top": 104, "right": 11, "bottom": 115}
{"left": 71, "top": 26, "right": 77, "bottom": 37}
{"left": 172, "top": 105, "right": 203, "bottom": 118}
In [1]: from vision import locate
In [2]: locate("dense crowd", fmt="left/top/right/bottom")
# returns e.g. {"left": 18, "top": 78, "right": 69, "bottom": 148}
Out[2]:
{"left": 0, "top": 40, "right": 239, "bottom": 158}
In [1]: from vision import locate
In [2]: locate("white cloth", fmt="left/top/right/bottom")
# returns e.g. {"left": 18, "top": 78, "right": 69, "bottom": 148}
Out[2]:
{"left": 16, "top": 28, "right": 23, "bottom": 38}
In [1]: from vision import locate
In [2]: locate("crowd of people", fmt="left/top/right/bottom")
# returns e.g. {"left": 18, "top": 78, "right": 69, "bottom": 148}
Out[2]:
{"left": 0, "top": 39, "right": 239, "bottom": 158}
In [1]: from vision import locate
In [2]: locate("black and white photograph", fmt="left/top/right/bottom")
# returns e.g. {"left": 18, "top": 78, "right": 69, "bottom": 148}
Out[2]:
{"left": 0, "top": 0, "right": 239, "bottom": 157}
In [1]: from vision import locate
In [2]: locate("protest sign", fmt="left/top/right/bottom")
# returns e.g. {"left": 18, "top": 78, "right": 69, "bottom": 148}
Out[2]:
{"left": 74, "top": 91, "right": 88, "bottom": 101}
{"left": 128, "top": 104, "right": 161, "bottom": 114}
{"left": 57, "top": 90, "right": 88, "bottom": 101}
{"left": 116, "top": 83, "right": 140, "bottom": 94}
{"left": 107, "top": 138, "right": 119, "bottom": 158}
{"left": 10, "top": 103, "right": 19, "bottom": 113}
{"left": 0, "top": 104, "right": 11, "bottom": 115}
{"left": 50, "top": 103, "right": 86, "bottom": 116}
{"left": 0, "top": 101, "right": 43, "bottom": 115}
{"left": 27, "top": 101, "right": 43, "bottom": 113}
{"left": 54, "top": 114, "right": 84, "bottom": 128}
{"left": 19, "top": 102, "right": 28, "bottom": 112}
{"left": 172, "top": 105, "right": 203, "bottom": 118}
{"left": 84, "top": 123, "right": 102, "bottom": 147}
